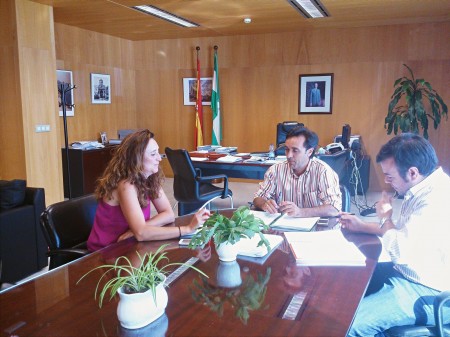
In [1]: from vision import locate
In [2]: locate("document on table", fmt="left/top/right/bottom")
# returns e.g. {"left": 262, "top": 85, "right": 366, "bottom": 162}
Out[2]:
{"left": 190, "top": 157, "right": 208, "bottom": 161}
{"left": 215, "top": 155, "right": 242, "bottom": 163}
{"left": 250, "top": 210, "right": 319, "bottom": 231}
{"left": 284, "top": 230, "right": 366, "bottom": 266}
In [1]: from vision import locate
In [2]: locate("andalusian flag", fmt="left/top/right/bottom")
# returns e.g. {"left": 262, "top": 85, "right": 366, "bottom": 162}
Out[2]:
{"left": 195, "top": 48, "right": 203, "bottom": 148}
{"left": 211, "top": 47, "right": 221, "bottom": 145}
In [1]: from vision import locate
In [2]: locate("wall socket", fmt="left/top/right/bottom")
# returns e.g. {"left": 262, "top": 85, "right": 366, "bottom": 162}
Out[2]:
{"left": 35, "top": 124, "right": 51, "bottom": 133}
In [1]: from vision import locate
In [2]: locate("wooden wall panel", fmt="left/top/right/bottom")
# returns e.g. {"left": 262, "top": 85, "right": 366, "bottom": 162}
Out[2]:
{"left": 0, "top": 0, "right": 26, "bottom": 180}
{"left": 53, "top": 24, "right": 137, "bottom": 148}
{"left": 134, "top": 22, "right": 450, "bottom": 192}
{"left": 15, "top": 0, "right": 63, "bottom": 204}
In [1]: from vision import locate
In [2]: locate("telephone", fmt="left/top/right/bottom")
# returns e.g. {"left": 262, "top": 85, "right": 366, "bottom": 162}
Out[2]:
{"left": 325, "top": 143, "right": 344, "bottom": 154}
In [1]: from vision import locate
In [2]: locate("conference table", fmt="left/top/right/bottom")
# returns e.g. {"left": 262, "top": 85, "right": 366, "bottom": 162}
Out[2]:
{"left": 0, "top": 210, "right": 381, "bottom": 336}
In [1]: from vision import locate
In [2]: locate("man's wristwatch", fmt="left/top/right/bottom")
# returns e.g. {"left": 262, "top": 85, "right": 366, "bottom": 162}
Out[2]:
{"left": 379, "top": 217, "right": 391, "bottom": 229}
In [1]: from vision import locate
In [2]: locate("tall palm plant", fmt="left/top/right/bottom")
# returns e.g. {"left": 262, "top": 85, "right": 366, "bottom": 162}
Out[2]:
{"left": 385, "top": 64, "right": 447, "bottom": 139}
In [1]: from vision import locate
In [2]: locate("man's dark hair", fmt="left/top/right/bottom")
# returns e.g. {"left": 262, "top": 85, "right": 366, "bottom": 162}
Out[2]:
{"left": 286, "top": 126, "right": 319, "bottom": 158}
{"left": 376, "top": 133, "right": 437, "bottom": 179}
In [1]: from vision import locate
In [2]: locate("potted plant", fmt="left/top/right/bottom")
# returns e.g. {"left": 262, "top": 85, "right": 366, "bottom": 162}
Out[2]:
{"left": 188, "top": 206, "right": 271, "bottom": 262}
{"left": 77, "top": 244, "right": 207, "bottom": 329}
{"left": 385, "top": 64, "right": 448, "bottom": 139}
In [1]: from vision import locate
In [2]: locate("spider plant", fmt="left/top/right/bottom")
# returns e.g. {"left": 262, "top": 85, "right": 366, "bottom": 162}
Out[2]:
{"left": 77, "top": 244, "right": 207, "bottom": 307}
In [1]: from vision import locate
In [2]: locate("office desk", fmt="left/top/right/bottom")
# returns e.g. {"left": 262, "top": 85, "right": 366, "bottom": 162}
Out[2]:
{"left": 192, "top": 159, "right": 271, "bottom": 180}
{"left": 0, "top": 212, "right": 381, "bottom": 336}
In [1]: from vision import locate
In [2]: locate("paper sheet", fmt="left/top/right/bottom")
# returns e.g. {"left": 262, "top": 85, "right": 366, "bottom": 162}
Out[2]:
{"left": 251, "top": 210, "right": 319, "bottom": 231}
{"left": 284, "top": 230, "right": 366, "bottom": 266}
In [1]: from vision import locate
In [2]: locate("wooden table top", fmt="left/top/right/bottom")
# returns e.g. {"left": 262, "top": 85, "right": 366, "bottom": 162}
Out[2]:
{"left": 0, "top": 211, "right": 381, "bottom": 336}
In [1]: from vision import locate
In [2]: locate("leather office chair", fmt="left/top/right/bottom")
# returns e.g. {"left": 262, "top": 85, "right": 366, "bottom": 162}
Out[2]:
{"left": 165, "top": 147, "right": 233, "bottom": 216}
{"left": 340, "top": 184, "right": 351, "bottom": 213}
{"left": 275, "top": 121, "right": 304, "bottom": 155}
{"left": 40, "top": 194, "right": 97, "bottom": 269}
{"left": 384, "top": 290, "right": 450, "bottom": 337}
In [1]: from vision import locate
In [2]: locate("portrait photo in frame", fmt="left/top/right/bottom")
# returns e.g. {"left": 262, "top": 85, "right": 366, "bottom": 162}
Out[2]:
{"left": 57, "top": 70, "right": 74, "bottom": 117}
{"left": 299, "top": 73, "right": 334, "bottom": 114}
{"left": 91, "top": 73, "right": 111, "bottom": 104}
{"left": 183, "top": 77, "right": 213, "bottom": 105}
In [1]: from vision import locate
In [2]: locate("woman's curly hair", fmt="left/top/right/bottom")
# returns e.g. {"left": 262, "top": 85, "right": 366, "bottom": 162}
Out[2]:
{"left": 95, "top": 129, "right": 164, "bottom": 207}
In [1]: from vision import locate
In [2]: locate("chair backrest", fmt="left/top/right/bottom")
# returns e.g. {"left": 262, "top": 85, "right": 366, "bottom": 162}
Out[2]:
{"left": 317, "top": 149, "right": 351, "bottom": 181}
{"left": 165, "top": 147, "right": 200, "bottom": 203}
{"left": 40, "top": 194, "right": 97, "bottom": 250}
{"left": 275, "top": 121, "right": 304, "bottom": 155}
{"left": 340, "top": 184, "right": 351, "bottom": 213}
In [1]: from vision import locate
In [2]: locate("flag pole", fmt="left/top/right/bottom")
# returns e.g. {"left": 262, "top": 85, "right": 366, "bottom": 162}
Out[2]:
{"left": 195, "top": 46, "right": 204, "bottom": 148}
{"left": 212, "top": 45, "right": 221, "bottom": 146}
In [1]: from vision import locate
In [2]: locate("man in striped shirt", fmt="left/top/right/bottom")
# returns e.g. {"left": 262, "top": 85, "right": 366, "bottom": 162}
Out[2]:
{"left": 341, "top": 133, "right": 450, "bottom": 336}
{"left": 253, "top": 126, "right": 341, "bottom": 217}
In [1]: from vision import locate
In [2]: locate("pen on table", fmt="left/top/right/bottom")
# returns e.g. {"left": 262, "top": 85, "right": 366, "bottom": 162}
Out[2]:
{"left": 329, "top": 213, "right": 355, "bottom": 219}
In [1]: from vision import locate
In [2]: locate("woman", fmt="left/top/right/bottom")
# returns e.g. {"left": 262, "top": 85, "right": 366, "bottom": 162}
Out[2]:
{"left": 87, "top": 129, "right": 210, "bottom": 251}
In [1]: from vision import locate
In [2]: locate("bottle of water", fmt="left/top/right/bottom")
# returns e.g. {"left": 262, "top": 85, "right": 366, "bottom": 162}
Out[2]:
{"left": 268, "top": 143, "right": 275, "bottom": 159}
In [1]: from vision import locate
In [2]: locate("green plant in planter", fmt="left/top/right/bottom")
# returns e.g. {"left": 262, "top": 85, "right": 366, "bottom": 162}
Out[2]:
{"left": 77, "top": 244, "right": 207, "bottom": 307}
{"left": 188, "top": 206, "right": 270, "bottom": 250}
{"left": 385, "top": 64, "right": 448, "bottom": 139}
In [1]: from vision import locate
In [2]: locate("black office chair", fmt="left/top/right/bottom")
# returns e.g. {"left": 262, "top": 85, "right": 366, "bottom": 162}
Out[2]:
{"left": 340, "top": 184, "right": 351, "bottom": 213}
{"left": 384, "top": 290, "right": 450, "bottom": 337}
{"left": 275, "top": 121, "right": 304, "bottom": 155}
{"left": 40, "top": 194, "right": 97, "bottom": 269}
{"left": 317, "top": 149, "right": 351, "bottom": 182}
{"left": 165, "top": 147, "right": 233, "bottom": 216}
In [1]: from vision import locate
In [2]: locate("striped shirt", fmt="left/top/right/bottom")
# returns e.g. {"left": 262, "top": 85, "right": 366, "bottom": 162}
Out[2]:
{"left": 254, "top": 157, "right": 342, "bottom": 211}
{"left": 383, "top": 167, "right": 450, "bottom": 291}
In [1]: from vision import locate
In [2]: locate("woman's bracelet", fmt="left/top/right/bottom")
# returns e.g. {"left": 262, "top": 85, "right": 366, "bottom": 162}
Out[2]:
{"left": 177, "top": 226, "right": 181, "bottom": 238}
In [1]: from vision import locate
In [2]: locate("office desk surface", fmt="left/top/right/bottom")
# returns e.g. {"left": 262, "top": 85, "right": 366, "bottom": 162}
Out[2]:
{"left": 0, "top": 212, "right": 381, "bottom": 336}
{"left": 192, "top": 159, "right": 271, "bottom": 180}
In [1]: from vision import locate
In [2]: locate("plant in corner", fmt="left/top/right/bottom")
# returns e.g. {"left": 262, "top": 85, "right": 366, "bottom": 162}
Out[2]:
{"left": 77, "top": 244, "right": 207, "bottom": 329}
{"left": 188, "top": 206, "right": 271, "bottom": 262}
{"left": 385, "top": 64, "right": 448, "bottom": 139}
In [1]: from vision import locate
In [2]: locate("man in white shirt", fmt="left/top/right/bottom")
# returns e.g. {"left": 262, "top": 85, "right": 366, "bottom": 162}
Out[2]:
{"left": 341, "top": 133, "right": 450, "bottom": 336}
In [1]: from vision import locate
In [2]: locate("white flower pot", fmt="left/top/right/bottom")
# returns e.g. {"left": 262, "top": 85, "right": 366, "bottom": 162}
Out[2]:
{"left": 117, "top": 276, "right": 168, "bottom": 329}
{"left": 216, "top": 260, "right": 242, "bottom": 288}
{"left": 215, "top": 241, "right": 240, "bottom": 262}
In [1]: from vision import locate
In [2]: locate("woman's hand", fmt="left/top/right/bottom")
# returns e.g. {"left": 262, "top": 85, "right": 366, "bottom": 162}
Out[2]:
{"left": 187, "top": 208, "right": 211, "bottom": 233}
{"left": 117, "top": 230, "right": 135, "bottom": 242}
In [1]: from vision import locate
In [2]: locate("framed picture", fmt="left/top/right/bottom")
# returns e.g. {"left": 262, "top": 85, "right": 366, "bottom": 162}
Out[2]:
{"left": 298, "top": 73, "right": 333, "bottom": 114}
{"left": 57, "top": 70, "right": 74, "bottom": 117}
{"left": 91, "top": 73, "right": 111, "bottom": 104}
{"left": 183, "top": 77, "right": 213, "bottom": 106}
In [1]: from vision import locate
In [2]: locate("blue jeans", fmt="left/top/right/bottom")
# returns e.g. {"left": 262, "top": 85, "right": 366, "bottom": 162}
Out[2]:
{"left": 348, "top": 271, "right": 450, "bottom": 337}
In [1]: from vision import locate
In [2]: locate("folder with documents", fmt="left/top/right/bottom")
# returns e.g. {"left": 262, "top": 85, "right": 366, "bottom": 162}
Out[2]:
{"left": 284, "top": 230, "right": 366, "bottom": 266}
{"left": 250, "top": 211, "right": 319, "bottom": 232}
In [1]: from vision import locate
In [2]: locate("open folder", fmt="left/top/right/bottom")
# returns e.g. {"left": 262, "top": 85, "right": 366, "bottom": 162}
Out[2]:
{"left": 250, "top": 210, "right": 319, "bottom": 231}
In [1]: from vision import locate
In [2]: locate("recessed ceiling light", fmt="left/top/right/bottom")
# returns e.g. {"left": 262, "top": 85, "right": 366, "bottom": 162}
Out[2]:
{"left": 132, "top": 5, "right": 199, "bottom": 27}
{"left": 244, "top": 17, "right": 252, "bottom": 24}
{"left": 287, "top": 0, "right": 329, "bottom": 18}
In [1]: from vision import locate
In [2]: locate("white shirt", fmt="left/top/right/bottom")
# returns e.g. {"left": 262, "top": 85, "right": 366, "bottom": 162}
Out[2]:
{"left": 382, "top": 167, "right": 450, "bottom": 291}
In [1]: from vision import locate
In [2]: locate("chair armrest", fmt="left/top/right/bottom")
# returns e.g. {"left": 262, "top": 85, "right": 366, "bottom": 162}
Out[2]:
{"left": 435, "top": 290, "right": 450, "bottom": 337}
{"left": 47, "top": 248, "right": 90, "bottom": 258}
{"left": 195, "top": 168, "right": 202, "bottom": 177}
{"left": 196, "top": 174, "right": 230, "bottom": 199}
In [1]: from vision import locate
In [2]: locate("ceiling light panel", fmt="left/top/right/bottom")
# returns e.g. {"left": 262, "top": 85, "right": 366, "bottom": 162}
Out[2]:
{"left": 287, "top": 0, "right": 329, "bottom": 18}
{"left": 132, "top": 5, "right": 199, "bottom": 27}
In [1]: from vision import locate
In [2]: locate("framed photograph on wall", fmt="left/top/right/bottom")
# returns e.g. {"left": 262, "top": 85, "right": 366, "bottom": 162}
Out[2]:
{"left": 299, "top": 73, "right": 333, "bottom": 114}
{"left": 183, "top": 77, "right": 213, "bottom": 105}
{"left": 91, "top": 73, "right": 111, "bottom": 104}
{"left": 57, "top": 70, "right": 74, "bottom": 117}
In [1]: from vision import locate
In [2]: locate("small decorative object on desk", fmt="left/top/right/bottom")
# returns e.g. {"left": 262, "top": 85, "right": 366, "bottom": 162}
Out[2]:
{"left": 77, "top": 244, "right": 207, "bottom": 329}
{"left": 188, "top": 206, "right": 271, "bottom": 262}
{"left": 100, "top": 131, "right": 108, "bottom": 144}
{"left": 268, "top": 144, "right": 275, "bottom": 159}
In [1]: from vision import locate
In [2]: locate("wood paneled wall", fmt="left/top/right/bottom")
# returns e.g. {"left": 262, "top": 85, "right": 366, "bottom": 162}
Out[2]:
{"left": 3, "top": 9, "right": 448, "bottom": 203}
{"left": 134, "top": 23, "right": 450, "bottom": 192}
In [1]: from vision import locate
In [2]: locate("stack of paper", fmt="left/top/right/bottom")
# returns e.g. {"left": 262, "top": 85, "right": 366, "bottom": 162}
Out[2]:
{"left": 215, "top": 155, "right": 242, "bottom": 163}
{"left": 250, "top": 211, "right": 319, "bottom": 232}
{"left": 236, "top": 234, "right": 283, "bottom": 258}
{"left": 284, "top": 231, "right": 366, "bottom": 266}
